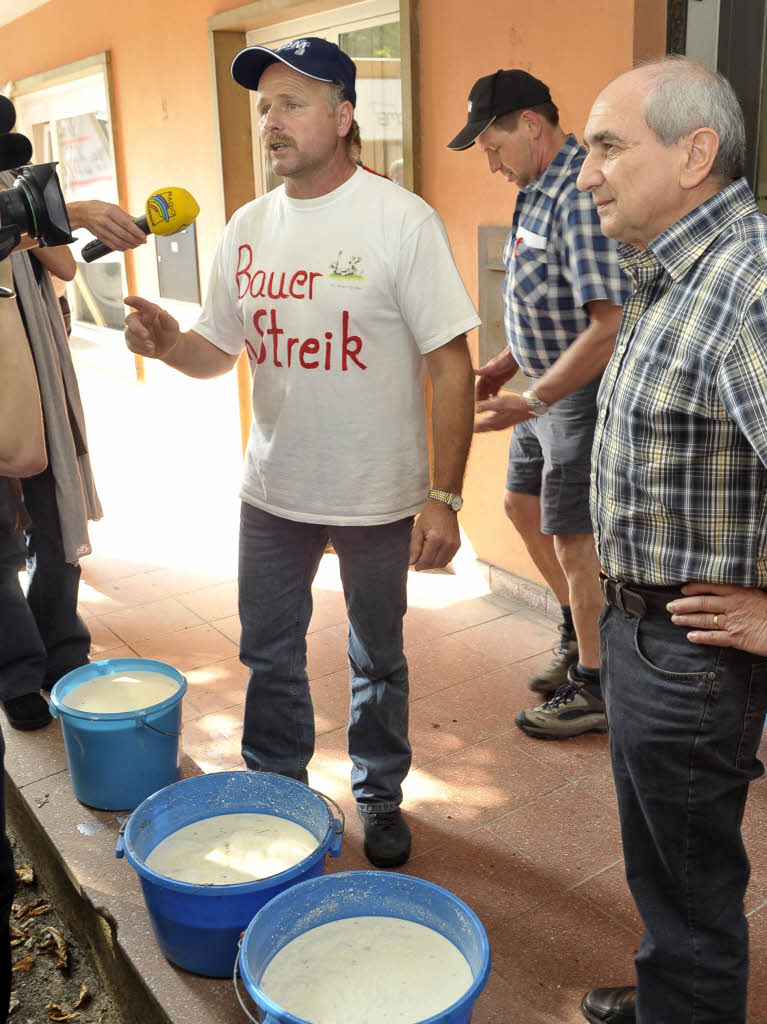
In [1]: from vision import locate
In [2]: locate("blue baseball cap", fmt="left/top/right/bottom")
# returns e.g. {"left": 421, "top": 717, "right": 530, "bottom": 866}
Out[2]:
{"left": 232, "top": 37, "right": 357, "bottom": 107}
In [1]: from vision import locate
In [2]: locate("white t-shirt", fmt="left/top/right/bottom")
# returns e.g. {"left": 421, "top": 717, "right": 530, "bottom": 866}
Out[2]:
{"left": 194, "top": 167, "right": 480, "bottom": 525}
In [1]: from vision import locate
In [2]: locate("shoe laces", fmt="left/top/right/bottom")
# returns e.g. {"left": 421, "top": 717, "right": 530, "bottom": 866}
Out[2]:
{"left": 555, "top": 625, "right": 576, "bottom": 656}
{"left": 543, "top": 680, "right": 580, "bottom": 710}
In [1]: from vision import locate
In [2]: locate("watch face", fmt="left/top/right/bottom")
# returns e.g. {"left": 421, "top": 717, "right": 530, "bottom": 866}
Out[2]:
{"left": 450, "top": 495, "right": 463, "bottom": 511}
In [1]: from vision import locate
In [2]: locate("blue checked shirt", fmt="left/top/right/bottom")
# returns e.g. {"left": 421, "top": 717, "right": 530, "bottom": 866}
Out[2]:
{"left": 503, "top": 134, "right": 630, "bottom": 378}
{"left": 592, "top": 178, "right": 767, "bottom": 586}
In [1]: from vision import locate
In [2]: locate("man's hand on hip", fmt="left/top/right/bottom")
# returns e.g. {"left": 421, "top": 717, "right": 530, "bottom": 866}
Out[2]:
{"left": 409, "top": 501, "right": 461, "bottom": 571}
{"left": 475, "top": 392, "right": 533, "bottom": 432}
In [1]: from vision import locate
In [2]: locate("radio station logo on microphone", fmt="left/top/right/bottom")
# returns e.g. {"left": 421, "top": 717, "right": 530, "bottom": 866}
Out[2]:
{"left": 146, "top": 191, "right": 175, "bottom": 229}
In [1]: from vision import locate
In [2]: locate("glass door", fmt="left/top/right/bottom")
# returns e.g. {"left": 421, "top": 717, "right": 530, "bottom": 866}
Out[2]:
{"left": 13, "top": 69, "right": 126, "bottom": 330}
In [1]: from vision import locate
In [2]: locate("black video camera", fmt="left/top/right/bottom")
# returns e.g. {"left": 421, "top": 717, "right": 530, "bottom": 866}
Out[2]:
{"left": 0, "top": 95, "right": 75, "bottom": 266}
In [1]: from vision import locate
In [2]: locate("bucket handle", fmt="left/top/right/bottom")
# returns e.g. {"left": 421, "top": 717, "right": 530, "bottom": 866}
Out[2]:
{"left": 234, "top": 940, "right": 273, "bottom": 1024}
{"left": 309, "top": 786, "right": 344, "bottom": 858}
{"left": 136, "top": 716, "right": 184, "bottom": 738}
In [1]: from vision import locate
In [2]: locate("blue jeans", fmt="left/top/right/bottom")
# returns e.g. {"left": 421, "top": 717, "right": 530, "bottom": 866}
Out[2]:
{"left": 601, "top": 586, "right": 767, "bottom": 1024}
{"left": 238, "top": 502, "right": 413, "bottom": 810}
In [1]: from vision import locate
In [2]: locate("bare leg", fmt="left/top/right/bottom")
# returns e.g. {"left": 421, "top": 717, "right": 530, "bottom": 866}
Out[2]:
{"left": 504, "top": 490, "right": 569, "bottom": 605}
{"left": 553, "top": 533, "right": 602, "bottom": 668}
{"left": 515, "top": 531, "right": 607, "bottom": 739}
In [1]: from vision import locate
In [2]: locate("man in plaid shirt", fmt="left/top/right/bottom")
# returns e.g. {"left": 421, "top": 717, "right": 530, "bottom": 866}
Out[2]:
{"left": 448, "top": 71, "right": 628, "bottom": 739}
{"left": 577, "top": 57, "right": 767, "bottom": 1024}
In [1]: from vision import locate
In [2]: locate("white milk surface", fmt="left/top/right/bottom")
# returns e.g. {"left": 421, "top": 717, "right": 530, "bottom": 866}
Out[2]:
{"left": 259, "top": 915, "right": 474, "bottom": 1024}
{"left": 145, "top": 812, "right": 319, "bottom": 885}
{"left": 63, "top": 671, "right": 178, "bottom": 713}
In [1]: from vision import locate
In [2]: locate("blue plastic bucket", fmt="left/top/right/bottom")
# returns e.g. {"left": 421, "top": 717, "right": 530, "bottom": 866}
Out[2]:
{"left": 49, "top": 658, "right": 186, "bottom": 811}
{"left": 235, "top": 870, "right": 491, "bottom": 1024}
{"left": 116, "top": 770, "right": 343, "bottom": 977}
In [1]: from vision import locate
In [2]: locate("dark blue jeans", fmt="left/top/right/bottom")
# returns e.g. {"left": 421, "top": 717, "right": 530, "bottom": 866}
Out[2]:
{"left": 238, "top": 503, "right": 413, "bottom": 810}
{"left": 601, "top": 588, "right": 767, "bottom": 1024}
{"left": 0, "top": 468, "right": 90, "bottom": 700}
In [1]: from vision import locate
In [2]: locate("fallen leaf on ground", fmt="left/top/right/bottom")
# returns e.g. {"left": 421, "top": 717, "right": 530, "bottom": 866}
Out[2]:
{"left": 44, "top": 1002, "right": 80, "bottom": 1021}
{"left": 14, "top": 897, "right": 51, "bottom": 921}
{"left": 10, "top": 923, "right": 29, "bottom": 947}
{"left": 12, "top": 954, "right": 35, "bottom": 972}
{"left": 72, "top": 984, "right": 90, "bottom": 1009}
{"left": 15, "top": 863, "right": 34, "bottom": 884}
{"left": 36, "top": 925, "right": 69, "bottom": 969}
{"left": 23, "top": 903, "right": 52, "bottom": 919}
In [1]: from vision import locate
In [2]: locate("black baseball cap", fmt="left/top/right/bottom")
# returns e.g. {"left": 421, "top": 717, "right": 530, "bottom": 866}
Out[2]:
{"left": 447, "top": 69, "right": 552, "bottom": 150}
{"left": 232, "top": 37, "right": 357, "bottom": 107}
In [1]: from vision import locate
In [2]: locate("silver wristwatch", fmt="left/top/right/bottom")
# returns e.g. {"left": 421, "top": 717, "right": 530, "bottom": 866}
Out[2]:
{"left": 522, "top": 389, "right": 550, "bottom": 417}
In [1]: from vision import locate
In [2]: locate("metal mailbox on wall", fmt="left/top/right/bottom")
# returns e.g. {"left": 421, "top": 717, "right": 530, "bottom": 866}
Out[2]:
{"left": 156, "top": 223, "right": 201, "bottom": 305}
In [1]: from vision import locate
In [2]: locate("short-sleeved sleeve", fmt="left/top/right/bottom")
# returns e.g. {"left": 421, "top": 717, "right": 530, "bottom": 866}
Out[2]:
{"left": 192, "top": 219, "right": 246, "bottom": 356}
{"left": 559, "top": 189, "right": 631, "bottom": 310}
{"left": 394, "top": 211, "right": 481, "bottom": 354}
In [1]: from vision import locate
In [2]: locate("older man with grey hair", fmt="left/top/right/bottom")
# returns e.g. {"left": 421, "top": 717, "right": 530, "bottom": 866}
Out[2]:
{"left": 576, "top": 56, "right": 767, "bottom": 1024}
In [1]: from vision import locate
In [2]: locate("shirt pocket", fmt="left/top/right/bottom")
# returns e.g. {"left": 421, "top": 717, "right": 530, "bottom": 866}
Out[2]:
{"left": 513, "top": 241, "right": 550, "bottom": 307}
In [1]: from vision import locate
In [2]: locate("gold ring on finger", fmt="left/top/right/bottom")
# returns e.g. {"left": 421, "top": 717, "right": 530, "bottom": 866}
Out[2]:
{"left": 713, "top": 614, "right": 719, "bottom": 628}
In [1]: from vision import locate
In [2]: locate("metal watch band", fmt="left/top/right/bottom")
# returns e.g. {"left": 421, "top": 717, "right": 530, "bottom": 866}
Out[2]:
{"left": 427, "top": 488, "right": 463, "bottom": 511}
{"left": 522, "top": 389, "right": 549, "bottom": 416}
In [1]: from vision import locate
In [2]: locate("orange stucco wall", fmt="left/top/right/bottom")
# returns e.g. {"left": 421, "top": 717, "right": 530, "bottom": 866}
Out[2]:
{"left": 0, "top": 0, "right": 666, "bottom": 586}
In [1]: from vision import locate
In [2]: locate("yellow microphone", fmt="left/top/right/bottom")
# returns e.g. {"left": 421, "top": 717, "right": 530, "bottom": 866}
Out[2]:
{"left": 81, "top": 187, "right": 200, "bottom": 263}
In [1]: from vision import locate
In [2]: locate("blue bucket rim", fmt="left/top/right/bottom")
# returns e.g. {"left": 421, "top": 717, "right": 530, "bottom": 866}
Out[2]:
{"left": 121, "top": 770, "right": 336, "bottom": 895}
{"left": 50, "top": 658, "right": 187, "bottom": 722}
{"left": 238, "top": 869, "right": 492, "bottom": 1024}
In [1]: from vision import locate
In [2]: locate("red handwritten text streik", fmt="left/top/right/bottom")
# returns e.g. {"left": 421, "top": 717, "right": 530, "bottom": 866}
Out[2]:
{"left": 236, "top": 246, "right": 322, "bottom": 301}
{"left": 244, "top": 308, "right": 367, "bottom": 372}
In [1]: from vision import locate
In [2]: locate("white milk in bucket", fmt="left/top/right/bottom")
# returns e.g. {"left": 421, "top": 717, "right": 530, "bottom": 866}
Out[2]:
{"left": 145, "top": 813, "right": 319, "bottom": 885}
{"left": 62, "top": 670, "right": 179, "bottom": 713}
{"left": 259, "top": 915, "right": 474, "bottom": 1024}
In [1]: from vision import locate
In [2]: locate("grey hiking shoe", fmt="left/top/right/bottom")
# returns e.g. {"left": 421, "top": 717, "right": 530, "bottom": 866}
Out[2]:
{"left": 529, "top": 625, "right": 578, "bottom": 698}
{"left": 515, "top": 671, "right": 607, "bottom": 740}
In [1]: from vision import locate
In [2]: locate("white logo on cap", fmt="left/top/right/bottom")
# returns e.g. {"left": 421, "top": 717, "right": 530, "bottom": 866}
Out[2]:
{"left": 468, "top": 100, "right": 473, "bottom": 113}
{"left": 292, "top": 39, "right": 309, "bottom": 55}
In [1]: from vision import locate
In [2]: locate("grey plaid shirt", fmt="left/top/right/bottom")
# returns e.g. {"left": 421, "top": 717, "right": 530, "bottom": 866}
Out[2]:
{"left": 503, "top": 134, "right": 630, "bottom": 378}
{"left": 592, "top": 178, "right": 767, "bottom": 586}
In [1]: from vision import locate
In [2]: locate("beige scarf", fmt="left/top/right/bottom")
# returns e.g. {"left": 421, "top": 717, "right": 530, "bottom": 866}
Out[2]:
{"left": 8, "top": 238, "right": 102, "bottom": 563}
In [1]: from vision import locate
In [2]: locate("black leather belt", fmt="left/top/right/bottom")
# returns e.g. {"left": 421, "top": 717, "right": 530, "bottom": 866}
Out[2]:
{"left": 600, "top": 573, "right": 647, "bottom": 617}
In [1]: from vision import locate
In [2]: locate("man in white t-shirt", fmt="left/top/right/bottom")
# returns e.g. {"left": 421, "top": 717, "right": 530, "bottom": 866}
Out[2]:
{"left": 124, "top": 37, "right": 479, "bottom": 869}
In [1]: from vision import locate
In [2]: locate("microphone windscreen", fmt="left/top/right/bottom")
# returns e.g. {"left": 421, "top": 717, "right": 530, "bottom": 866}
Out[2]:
{"left": 145, "top": 187, "right": 200, "bottom": 237}
{"left": 0, "top": 96, "right": 16, "bottom": 135}
{"left": 0, "top": 133, "right": 33, "bottom": 173}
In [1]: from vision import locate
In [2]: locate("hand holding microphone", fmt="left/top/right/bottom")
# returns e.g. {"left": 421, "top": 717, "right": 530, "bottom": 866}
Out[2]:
{"left": 81, "top": 187, "right": 200, "bottom": 262}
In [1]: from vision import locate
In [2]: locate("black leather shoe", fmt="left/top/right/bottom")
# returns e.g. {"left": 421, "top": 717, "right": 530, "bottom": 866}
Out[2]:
{"left": 358, "top": 807, "right": 411, "bottom": 868}
{"left": 581, "top": 987, "right": 636, "bottom": 1023}
{"left": 3, "top": 693, "right": 53, "bottom": 731}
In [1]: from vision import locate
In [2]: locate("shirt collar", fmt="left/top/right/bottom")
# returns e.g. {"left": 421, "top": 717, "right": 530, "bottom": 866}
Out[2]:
{"left": 520, "top": 133, "right": 582, "bottom": 199}
{"left": 617, "top": 177, "right": 758, "bottom": 282}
